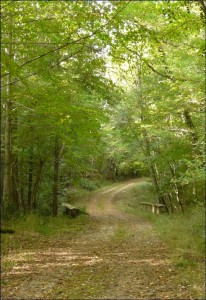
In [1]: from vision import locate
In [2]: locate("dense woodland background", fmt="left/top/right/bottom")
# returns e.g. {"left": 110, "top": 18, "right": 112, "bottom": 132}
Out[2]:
{"left": 1, "top": 0, "right": 205, "bottom": 218}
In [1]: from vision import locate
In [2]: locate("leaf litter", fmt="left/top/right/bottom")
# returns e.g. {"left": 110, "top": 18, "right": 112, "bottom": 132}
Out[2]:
{"left": 2, "top": 179, "right": 203, "bottom": 299}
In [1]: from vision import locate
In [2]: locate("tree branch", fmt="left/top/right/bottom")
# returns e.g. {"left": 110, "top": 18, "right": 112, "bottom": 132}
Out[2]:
{"left": 2, "top": 42, "right": 63, "bottom": 45}
{"left": 1, "top": 0, "right": 132, "bottom": 78}
{"left": 0, "top": 1, "right": 15, "bottom": 10}
{"left": 123, "top": 44, "right": 199, "bottom": 83}
{"left": 160, "top": 18, "right": 199, "bottom": 38}
{"left": 123, "top": 44, "right": 175, "bottom": 81}
{"left": 9, "top": 100, "right": 35, "bottom": 111}
{"left": 1, "top": 45, "right": 85, "bottom": 88}
{"left": 198, "top": 0, "right": 206, "bottom": 17}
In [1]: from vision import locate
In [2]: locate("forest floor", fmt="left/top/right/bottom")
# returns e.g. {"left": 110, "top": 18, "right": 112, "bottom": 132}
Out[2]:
{"left": 2, "top": 179, "right": 204, "bottom": 299}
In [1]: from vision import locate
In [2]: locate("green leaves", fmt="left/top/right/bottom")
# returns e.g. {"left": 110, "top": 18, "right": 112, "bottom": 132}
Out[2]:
{"left": 104, "top": 0, "right": 204, "bottom": 207}
{"left": 1, "top": 0, "right": 204, "bottom": 213}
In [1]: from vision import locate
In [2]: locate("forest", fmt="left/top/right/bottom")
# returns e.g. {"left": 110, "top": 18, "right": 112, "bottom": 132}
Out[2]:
{"left": 1, "top": 0, "right": 205, "bottom": 299}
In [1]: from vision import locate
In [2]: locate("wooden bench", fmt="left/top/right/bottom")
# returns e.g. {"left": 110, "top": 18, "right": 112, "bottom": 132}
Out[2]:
{"left": 139, "top": 202, "right": 167, "bottom": 214}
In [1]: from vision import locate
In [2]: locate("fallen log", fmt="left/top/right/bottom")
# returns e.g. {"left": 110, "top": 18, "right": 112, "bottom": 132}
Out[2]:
{"left": 1, "top": 229, "right": 15, "bottom": 234}
{"left": 62, "top": 203, "right": 88, "bottom": 218}
{"left": 139, "top": 202, "right": 167, "bottom": 214}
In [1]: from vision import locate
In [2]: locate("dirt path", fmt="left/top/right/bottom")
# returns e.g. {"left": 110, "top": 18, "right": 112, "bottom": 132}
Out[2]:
{"left": 2, "top": 179, "right": 196, "bottom": 299}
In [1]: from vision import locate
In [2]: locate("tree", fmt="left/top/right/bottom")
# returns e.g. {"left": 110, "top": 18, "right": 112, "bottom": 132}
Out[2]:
{"left": 1, "top": 0, "right": 128, "bottom": 215}
{"left": 1, "top": 0, "right": 204, "bottom": 216}
{"left": 105, "top": 0, "right": 204, "bottom": 211}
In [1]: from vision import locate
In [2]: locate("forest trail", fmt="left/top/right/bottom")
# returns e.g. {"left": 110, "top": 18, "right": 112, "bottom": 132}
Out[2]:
{"left": 2, "top": 179, "right": 195, "bottom": 299}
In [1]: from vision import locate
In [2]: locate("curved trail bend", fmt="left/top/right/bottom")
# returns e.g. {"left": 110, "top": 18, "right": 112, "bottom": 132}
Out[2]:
{"left": 2, "top": 179, "right": 194, "bottom": 299}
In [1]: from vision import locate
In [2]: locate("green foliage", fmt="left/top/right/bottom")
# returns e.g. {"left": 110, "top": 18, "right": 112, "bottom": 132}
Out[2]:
{"left": 106, "top": 0, "right": 204, "bottom": 209}
{"left": 118, "top": 161, "right": 148, "bottom": 179}
{"left": 117, "top": 181, "right": 158, "bottom": 217}
{"left": 1, "top": 0, "right": 204, "bottom": 216}
{"left": 79, "top": 178, "right": 100, "bottom": 191}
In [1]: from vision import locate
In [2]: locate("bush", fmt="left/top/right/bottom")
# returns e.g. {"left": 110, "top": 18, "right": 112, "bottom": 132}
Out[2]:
{"left": 79, "top": 178, "right": 100, "bottom": 191}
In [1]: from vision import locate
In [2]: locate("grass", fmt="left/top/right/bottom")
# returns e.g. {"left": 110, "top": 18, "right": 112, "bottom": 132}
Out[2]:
{"left": 97, "top": 199, "right": 105, "bottom": 210}
{"left": 152, "top": 207, "right": 205, "bottom": 257}
{"left": 117, "top": 180, "right": 158, "bottom": 217}
{"left": 152, "top": 206, "right": 205, "bottom": 298}
{"left": 1, "top": 179, "right": 116, "bottom": 256}
{"left": 118, "top": 181, "right": 205, "bottom": 259}
{"left": 1, "top": 213, "right": 91, "bottom": 255}
{"left": 117, "top": 180, "right": 205, "bottom": 298}
{"left": 48, "top": 265, "right": 112, "bottom": 299}
{"left": 113, "top": 224, "right": 128, "bottom": 240}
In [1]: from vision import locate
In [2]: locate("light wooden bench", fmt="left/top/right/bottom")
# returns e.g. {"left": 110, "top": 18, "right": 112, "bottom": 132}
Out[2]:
{"left": 139, "top": 202, "right": 167, "bottom": 214}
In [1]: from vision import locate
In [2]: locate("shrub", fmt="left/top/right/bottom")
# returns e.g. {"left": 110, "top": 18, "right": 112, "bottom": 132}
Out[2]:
{"left": 79, "top": 178, "right": 100, "bottom": 191}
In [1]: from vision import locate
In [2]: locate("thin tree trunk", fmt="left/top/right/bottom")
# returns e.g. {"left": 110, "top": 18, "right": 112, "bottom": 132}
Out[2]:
{"left": 183, "top": 110, "right": 200, "bottom": 203}
{"left": 32, "top": 158, "right": 44, "bottom": 209}
{"left": 3, "top": 21, "right": 13, "bottom": 210}
{"left": 198, "top": 0, "right": 206, "bottom": 16}
{"left": 169, "top": 163, "right": 184, "bottom": 213}
{"left": 168, "top": 193, "right": 174, "bottom": 213}
{"left": 3, "top": 44, "right": 13, "bottom": 210}
{"left": 27, "top": 147, "right": 33, "bottom": 212}
{"left": 12, "top": 159, "right": 19, "bottom": 210}
{"left": 20, "top": 150, "right": 26, "bottom": 212}
{"left": 135, "top": 62, "right": 168, "bottom": 211}
{"left": 13, "top": 173, "right": 20, "bottom": 210}
{"left": 11, "top": 99, "right": 19, "bottom": 210}
{"left": 52, "top": 136, "right": 60, "bottom": 217}
{"left": 183, "top": 109, "right": 198, "bottom": 146}
{"left": 3, "top": 99, "right": 12, "bottom": 209}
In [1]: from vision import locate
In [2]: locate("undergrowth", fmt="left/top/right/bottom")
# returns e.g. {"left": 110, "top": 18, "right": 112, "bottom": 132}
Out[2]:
{"left": 64, "top": 179, "right": 113, "bottom": 206}
{"left": 2, "top": 179, "right": 114, "bottom": 256}
{"left": 118, "top": 180, "right": 205, "bottom": 298}
{"left": 2, "top": 214, "right": 90, "bottom": 255}
{"left": 118, "top": 181, "right": 205, "bottom": 259}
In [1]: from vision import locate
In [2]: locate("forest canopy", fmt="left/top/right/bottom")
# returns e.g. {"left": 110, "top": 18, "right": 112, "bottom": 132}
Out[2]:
{"left": 1, "top": 0, "right": 205, "bottom": 216}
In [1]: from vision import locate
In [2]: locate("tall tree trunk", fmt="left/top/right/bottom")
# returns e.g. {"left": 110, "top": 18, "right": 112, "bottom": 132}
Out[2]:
{"left": 19, "top": 150, "right": 26, "bottom": 212}
{"left": 198, "top": 0, "right": 206, "bottom": 17}
{"left": 183, "top": 109, "right": 198, "bottom": 146}
{"left": 143, "top": 131, "right": 168, "bottom": 209}
{"left": 3, "top": 42, "right": 13, "bottom": 211}
{"left": 168, "top": 193, "right": 174, "bottom": 213}
{"left": 32, "top": 158, "right": 44, "bottom": 209}
{"left": 52, "top": 136, "right": 60, "bottom": 217}
{"left": 135, "top": 62, "right": 168, "bottom": 211}
{"left": 3, "top": 99, "right": 12, "bottom": 209}
{"left": 27, "top": 147, "right": 33, "bottom": 212}
{"left": 169, "top": 163, "right": 184, "bottom": 213}
{"left": 12, "top": 158, "right": 19, "bottom": 210}
{"left": 183, "top": 109, "right": 199, "bottom": 203}
{"left": 3, "top": 21, "right": 13, "bottom": 211}
{"left": 11, "top": 99, "right": 19, "bottom": 210}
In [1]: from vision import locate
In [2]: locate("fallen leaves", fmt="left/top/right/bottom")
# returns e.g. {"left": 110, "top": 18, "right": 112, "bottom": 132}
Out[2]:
{"left": 2, "top": 181, "right": 204, "bottom": 299}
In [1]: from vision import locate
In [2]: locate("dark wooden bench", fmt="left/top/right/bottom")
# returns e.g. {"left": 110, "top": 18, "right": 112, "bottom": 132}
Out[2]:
{"left": 139, "top": 202, "right": 167, "bottom": 214}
